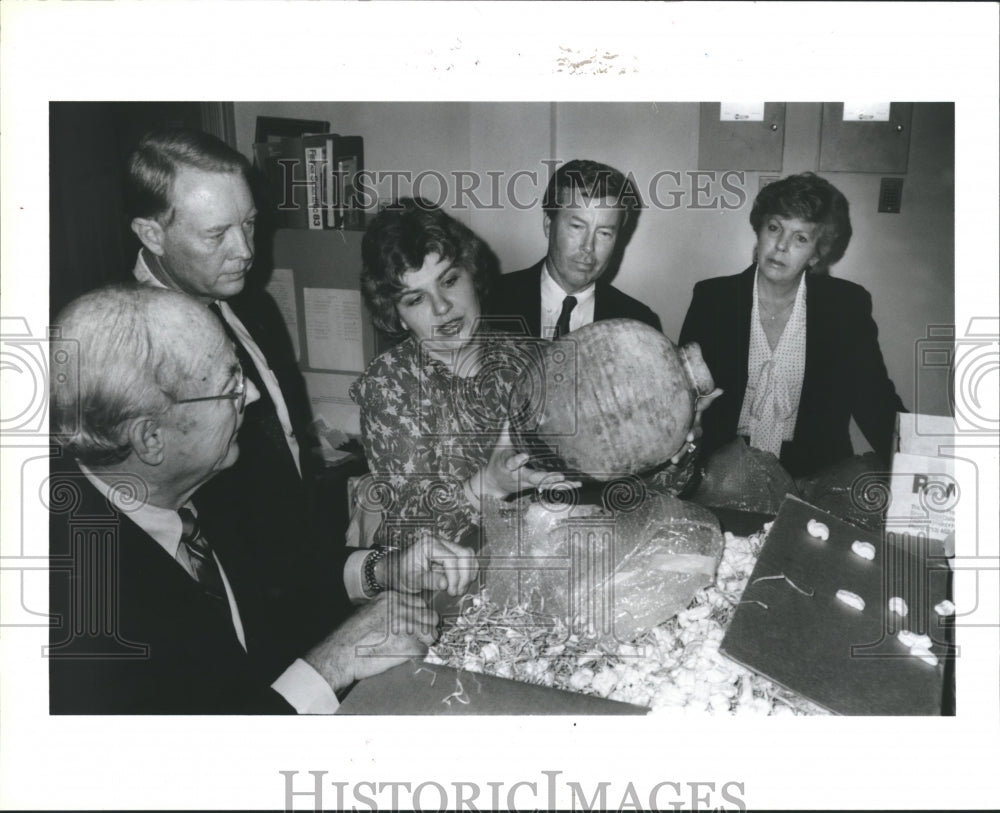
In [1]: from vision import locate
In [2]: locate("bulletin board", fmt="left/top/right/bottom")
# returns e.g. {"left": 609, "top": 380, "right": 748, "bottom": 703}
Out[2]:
{"left": 268, "top": 228, "right": 377, "bottom": 436}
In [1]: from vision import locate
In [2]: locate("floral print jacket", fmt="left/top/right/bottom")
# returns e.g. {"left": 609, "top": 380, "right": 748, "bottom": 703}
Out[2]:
{"left": 350, "top": 334, "right": 533, "bottom": 546}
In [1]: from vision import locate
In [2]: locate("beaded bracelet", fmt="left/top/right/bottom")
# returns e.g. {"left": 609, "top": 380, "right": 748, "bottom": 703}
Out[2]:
{"left": 363, "top": 545, "right": 392, "bottom": 596}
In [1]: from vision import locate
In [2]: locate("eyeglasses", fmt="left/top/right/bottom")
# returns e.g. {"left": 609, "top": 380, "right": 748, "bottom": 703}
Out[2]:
{"left": 173, "top": 366, "right": 248, "bottom": 414}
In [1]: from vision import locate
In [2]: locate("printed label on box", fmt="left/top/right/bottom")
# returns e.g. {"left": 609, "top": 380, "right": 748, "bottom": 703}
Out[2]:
{"left": 886, "top": 451, "right": 956, "bottom": 541}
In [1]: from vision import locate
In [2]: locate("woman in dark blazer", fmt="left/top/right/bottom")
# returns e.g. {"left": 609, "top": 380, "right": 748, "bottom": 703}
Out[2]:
{"left": 680, "top": 173, "right": 904, "bottom": 478}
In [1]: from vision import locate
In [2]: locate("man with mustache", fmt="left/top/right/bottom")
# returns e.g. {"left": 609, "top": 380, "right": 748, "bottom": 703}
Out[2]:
{"left": 490, "top": 158, "right": 661, "bottom": 338}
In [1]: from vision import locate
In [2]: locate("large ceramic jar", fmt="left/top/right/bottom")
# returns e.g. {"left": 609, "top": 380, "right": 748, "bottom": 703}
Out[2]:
{"left": 509, "top": 318, "right": 715, "bottom": 480}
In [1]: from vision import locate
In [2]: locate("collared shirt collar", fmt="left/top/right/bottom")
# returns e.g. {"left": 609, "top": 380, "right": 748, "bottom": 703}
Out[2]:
{"left": 78, "top": 462, "right": 186, "bottom": 559}
{"left": 541, "top": 260, "right": 597, "bottom": 307}
{"left": 541, "top": 261, "right": 596, "bottom": 336}
{"left": 134, "top": 248, "right": 167, "bottom": 290}
{"left": 134, "top": 249, "right": 223, "bottom": 307}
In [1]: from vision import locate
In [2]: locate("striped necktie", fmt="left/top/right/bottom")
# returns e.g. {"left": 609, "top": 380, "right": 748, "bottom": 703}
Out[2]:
{"left": 177, "top": 508, "right": 226, "bottom": 600}
{"left": 555, "top": 295, "right": 578, "bottom": 338}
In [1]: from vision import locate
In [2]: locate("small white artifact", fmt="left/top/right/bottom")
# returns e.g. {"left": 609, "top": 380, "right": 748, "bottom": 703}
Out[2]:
{"left": 806, "top": 519, "right": 829, "bottom": 541}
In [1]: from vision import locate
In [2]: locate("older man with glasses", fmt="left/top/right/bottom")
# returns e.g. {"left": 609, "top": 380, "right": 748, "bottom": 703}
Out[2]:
{"left": 174, "top": 364, "right": 249, "bottom": 412}
{"left": 49, "top": 284, "right": 476, "bottom": 714}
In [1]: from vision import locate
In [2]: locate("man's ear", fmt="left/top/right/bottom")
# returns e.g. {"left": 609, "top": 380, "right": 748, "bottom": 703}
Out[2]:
{"left": 131, "top": 216, "right": 166, "bottom": 256}
{"left": 126, "top": 415, "right": 166, "bottom": 466}
{"left": 542, "top": 211, "right": 552, "bottom": 240}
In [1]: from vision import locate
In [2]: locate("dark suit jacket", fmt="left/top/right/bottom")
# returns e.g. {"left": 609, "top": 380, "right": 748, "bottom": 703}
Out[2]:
{"left": 195, "top": 287, "right": 344, "bottom": 606}
{"left": 679, "top": 264, "right": 905, "bottom": 477}
{"left": 227, "top": 287, "right": 318, "bottom": 473}
{"left": 487, "top": 260, "right": 662, "bottom": 336}
{"left": 48, "top": 457, "right": 353, "bottom": 714}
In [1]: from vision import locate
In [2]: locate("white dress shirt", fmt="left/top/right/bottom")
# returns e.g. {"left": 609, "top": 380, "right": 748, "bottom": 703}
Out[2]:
{"left": 540, "top": 261, "right": 597, "bottom": 337}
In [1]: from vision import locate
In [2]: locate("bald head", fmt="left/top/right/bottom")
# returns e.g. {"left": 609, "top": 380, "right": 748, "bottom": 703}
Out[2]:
{"left": 51, "top": 284, "right": 226, "bottom": 466}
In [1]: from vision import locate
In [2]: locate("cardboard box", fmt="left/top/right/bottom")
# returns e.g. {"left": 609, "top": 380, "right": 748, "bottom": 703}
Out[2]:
{"left": 896, "top": 413, "right": 955, "bottom": 455}
{"left": 885, "top": 413, "right": 956, "bottom": 543}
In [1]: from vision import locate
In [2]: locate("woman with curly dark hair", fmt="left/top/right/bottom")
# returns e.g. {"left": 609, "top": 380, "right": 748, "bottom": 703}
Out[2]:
{"left": 680, "top": 172, "right": 905, "bottom": 477}
{"left": 350, "top": 199, "right": 568, "bottom": 547}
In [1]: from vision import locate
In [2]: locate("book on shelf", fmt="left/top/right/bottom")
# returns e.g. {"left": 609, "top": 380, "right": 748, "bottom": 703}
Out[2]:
{"left": 254, "top": 133, "right": 365, "bottom": 230}
{"left": 327, "top": 135, "right": 366, "bottom": 230}
{"left": 253, "top": 136, "right": 310, "bottom": 229}
{"left": 302, "top": 133, "right": 332, "bottom": 230}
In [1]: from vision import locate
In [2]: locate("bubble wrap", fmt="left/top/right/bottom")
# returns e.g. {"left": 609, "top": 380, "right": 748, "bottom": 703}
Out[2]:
{"left": 481, "top": 491, "right": 724, "bottom": 642}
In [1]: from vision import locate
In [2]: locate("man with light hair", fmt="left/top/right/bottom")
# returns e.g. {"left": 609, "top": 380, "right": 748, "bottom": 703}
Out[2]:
{"left": 49, "top": 284, "right": 474, "bottom": 714}
{"left": 126, "top": 127, "right": 324, "bottom": 601}
{"left": 490, "top": 158, "right": 720, "bottom": 488}
{"left": 490, "top": 158, "right": 661, "bottom": 338}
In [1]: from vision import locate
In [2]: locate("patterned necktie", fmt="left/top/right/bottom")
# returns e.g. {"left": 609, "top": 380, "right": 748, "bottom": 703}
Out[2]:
{"left": 177, "top": 508, "right": 226, "bottom": 600}
{"left": 555, "top": 295, "right": 578, "bottom": 338}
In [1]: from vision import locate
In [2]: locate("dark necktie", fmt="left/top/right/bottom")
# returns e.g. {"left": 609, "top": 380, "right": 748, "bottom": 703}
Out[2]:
{"left": 208, "top": 303, "right": 292, "bottom": 463}
{"left": 555, "top": 295, "right": 578, "bottom": 338}
{"left": 209, "top": 303, "right": 264, "bottom": 393}
{"left": 177, "top": 508, "right": 226, "bottom": 600}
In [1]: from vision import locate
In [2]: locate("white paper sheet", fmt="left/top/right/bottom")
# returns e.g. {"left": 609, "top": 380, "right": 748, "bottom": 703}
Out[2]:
{"left": 265, "top": 267, "right": 300, "bottom": 361}
{"left": 842, "top": 102, "right": 892, "bottom": 121}
{"left": 303, "top": 371, "right": 361, "bottom": 437}
{"left": 303, "top": 287, "right": 365, "bottom": 372}
{"left": 720, "top": 102, "right": 765, "bottom": 121}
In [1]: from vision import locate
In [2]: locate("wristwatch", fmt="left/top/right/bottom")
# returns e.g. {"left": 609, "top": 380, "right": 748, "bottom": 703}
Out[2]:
{"left": 363, "top": 545, "right": 392, "bottom": 596}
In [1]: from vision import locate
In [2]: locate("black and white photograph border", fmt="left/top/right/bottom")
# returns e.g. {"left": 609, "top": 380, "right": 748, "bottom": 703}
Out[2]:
{"left": 2, "top": 2, "right": 998, "bottom": 811}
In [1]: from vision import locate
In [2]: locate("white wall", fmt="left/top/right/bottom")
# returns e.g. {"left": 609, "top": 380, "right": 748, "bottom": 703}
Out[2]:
{"left": 467, "top": 102, "right": 552, "bottom": 273}
{"left": 552, "top": 102, "right": 955, "bottom": 449}
{"left": 233, "top": 102, "right": 955, "bottom": 440}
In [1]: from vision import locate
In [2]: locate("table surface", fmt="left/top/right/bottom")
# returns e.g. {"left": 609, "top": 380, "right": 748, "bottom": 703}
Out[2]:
{"left": 337, "top": 661, "right": 648, "bottom": 715}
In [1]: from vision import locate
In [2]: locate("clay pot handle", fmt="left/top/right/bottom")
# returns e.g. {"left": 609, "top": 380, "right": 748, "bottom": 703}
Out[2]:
{"left": 678, "top": 342, "right": 715, "bottom": 396}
